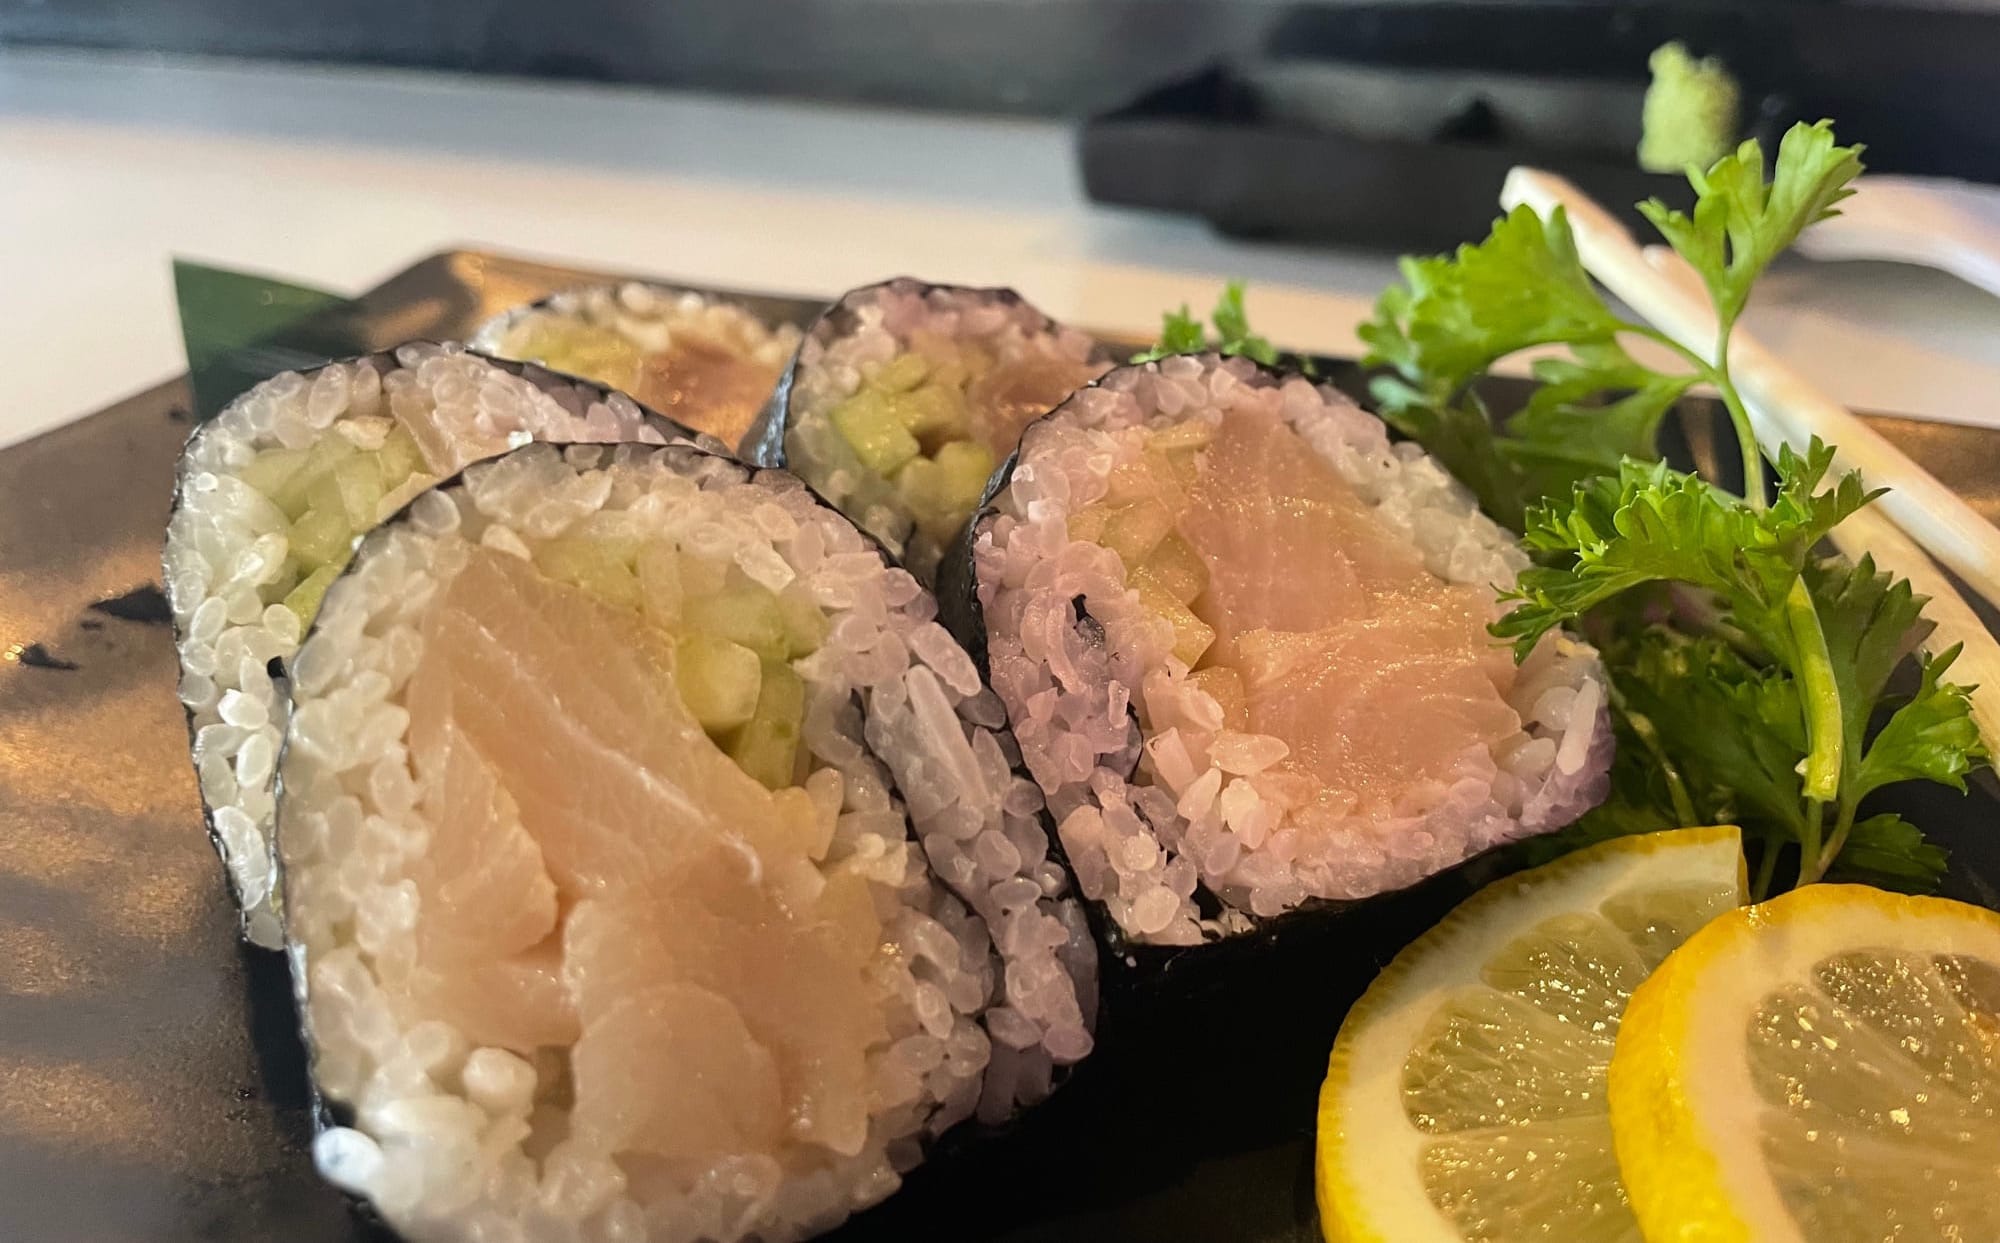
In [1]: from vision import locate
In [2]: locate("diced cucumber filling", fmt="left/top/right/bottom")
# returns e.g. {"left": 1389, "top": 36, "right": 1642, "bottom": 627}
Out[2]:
{"left": 1074, "top": 430, "right": 1218, "bottom": 669}
{"left": 530, "top": 535, "right": 825, "bottom": 790}
{"left": 287, "top": 507, "right": 354, "bottom": 573}
{"left": 683, "top": 581, "right": 790, "bottom": 663}
{"left": 235, "top": 447, "right": 312, "bottom": 507}
{"left": 830, "top": 394, "right": 921, "bottom": 477}
{"left": 727, "top": 659, "right": 807, "bottom": 789}
{"left": 676, "top": 632, "right": 763, "bottom": 731}
{"left": 637, "top": 544, "right": 684, "bottom": 628}
{"left": 235, "top": 427, "right": 437, "bottom": 626}
{"left": 778, "top": 584, "right": 828, "bottom": 657}
{"left": 506, "top": 320, "right": 643, "bottom": 392}
{"left": 535, "top": 537, "right": 643, "bottom": 609}
{"left": 283, "top": 565, "right": 343, "bottom": 623}
{"left": 824, "top": 349, "right": 1004, "bottom": 551}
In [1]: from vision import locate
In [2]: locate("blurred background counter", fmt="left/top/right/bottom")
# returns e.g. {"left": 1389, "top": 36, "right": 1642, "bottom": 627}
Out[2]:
{"left": 4, "top": 48, "right": 2000, "bottom": 449}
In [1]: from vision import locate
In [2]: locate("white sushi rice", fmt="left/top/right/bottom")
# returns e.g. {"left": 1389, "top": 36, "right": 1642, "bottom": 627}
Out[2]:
{"left": 164, "top": 346, "right": 669, "bottom": 947}
{"left": 279, "top": 443, "right": 1095, "bottom": 1243}
{"left": 974, "top": 355, "right": 1614, "bottom": 945}
{"left": 475, "top": 281, "right": 802, "bottom": 393}
{"left": 778, "top": 279, "right": 1107, "bottom": 581}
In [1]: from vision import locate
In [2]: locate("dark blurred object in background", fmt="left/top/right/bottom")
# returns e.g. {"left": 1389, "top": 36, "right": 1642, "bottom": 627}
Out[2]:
{"left": 1082, "top": 1, "right": 2000, "bottom": 251}
{"left": 0, "top": 0, "right": 1263, "bottom": 115}
{"left": 7, "top": 0, "right": 2000, "bottom": 252}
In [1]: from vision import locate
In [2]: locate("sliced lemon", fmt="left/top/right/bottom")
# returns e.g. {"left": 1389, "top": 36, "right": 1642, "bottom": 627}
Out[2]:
{"left": 1317, "top": 826, "right": 1746, "bottom": 1242}
{"left": 1609, "top": 883, "right": 2000, "bottom": 1243}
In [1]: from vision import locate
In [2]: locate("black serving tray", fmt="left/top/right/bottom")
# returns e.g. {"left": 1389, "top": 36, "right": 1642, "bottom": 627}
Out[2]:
{"left": 1081, "top": 2, "right": 2000, "bottom": 251}
{"left": 2, "top": 250, "right": 1997, "bottom": 1242}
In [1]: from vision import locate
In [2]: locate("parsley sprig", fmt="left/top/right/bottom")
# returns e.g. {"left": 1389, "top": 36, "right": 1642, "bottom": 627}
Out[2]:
{"left": 1139, "top": 126, "right": 1984, "bottom": 890}
{"left": 1363, "top": 122, "right": 1864, "bottom": 520}
{"left": 1499, "top": 447, "right": 1982, "bottom": 890}
{"left": 1135, "top": 281, "right": 1286, "bottom": 369}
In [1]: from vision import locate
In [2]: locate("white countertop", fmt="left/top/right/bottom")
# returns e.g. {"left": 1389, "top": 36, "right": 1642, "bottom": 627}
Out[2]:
{"left": 5, "top": 49, "right": 2000, "bottom": 450}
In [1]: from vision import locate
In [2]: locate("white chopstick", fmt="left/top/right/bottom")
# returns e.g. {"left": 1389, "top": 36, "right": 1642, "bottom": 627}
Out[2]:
{"left": 1501, "top": 168, "right": 2000, "bottom": 614}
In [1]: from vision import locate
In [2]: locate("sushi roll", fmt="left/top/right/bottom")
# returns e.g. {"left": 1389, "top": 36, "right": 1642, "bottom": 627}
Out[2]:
{"left": 955, "top": 354, "right": 1613, "bottom": 946}
{"left": 277, "top": 442, "right": 1097, "bottom": 1241}
{"left": 742, "top": 279, "right": 1111, "bottom": 586}
{"left": 475, "top": 282, "right": 804, "bottom": 451}
{"left": 165, "top": 345, "right": 679, "bottom": 946}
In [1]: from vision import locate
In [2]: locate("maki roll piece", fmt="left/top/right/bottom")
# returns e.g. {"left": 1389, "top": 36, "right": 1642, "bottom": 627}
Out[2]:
{"left": 965, "top": 355, "right": 1613, "bottom": 947}
{"left": 477, "top": 282, "right": 804, "bottom": 451}
{"left": 165, "top": 345, "right": 677, "bottom": 946}
{"left": 278, "top": 443, "right": 1097, "bottom": 1242}
{"left": 745, "top": 279, "right": 1111, "bottom": 585}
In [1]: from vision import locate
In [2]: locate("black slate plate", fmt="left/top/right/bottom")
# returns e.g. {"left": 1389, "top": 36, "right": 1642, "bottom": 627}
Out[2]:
{"left": 3, "top": 250, "right": 1997, "bottom": 1242}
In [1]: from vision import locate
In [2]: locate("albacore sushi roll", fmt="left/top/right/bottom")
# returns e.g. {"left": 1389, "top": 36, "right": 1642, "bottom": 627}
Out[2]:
{"left": 165, "top": 345, "right": 678, "bottom": 946}
{"left": 743, "top": 279, "right": 1111, "bottom": 585}
{"left": 278, "top": 442, "right": 1097, "bottom": 1242}
{"left": 476, "top": 282, "right": 804, "bottom": 451}
{"left": 957, "top": 354, "right": 1613, "bottom": 946}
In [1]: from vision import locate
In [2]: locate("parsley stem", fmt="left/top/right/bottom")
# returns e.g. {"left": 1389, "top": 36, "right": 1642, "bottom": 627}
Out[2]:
{"left": 1751, "top": 838, "right": 1782, "bottom": 901}
{"left": 1801, "top": 799, "right": 1860, "bottom": 886}
{"left": 1712, "top": 362, "right": 1768, "bottom": 511}
{"left": 1614, "top": 694, "right": 1697, "bottom": 826}
{"left": 1786, "top": 575, "right": 1843, "bottom": 805}
{"left": 1797, "top": 799, "right": 1826, "bottom": 888}
{"left": 1626, "top": 322, "right": 1768, "bottom": 509}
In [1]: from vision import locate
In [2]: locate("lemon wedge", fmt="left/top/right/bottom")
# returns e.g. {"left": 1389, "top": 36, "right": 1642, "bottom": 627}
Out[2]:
{"left": 1317, "top": 826, "right": 1746, "bottom": 1242}
{"left": 1609, "top": 883, "right": 2000, "bottom": 1242}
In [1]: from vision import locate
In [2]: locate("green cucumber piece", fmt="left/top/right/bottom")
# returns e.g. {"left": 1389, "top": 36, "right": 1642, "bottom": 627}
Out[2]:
{"left": 728, "top": 659, "right": 806, "bottom": 789}
{"left": 675, "top": 633, "right": 762, "bottom": 732}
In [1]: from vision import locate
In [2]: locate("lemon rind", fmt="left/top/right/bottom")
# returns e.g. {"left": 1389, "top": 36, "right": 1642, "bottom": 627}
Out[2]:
{"left": 1609, "top": 884, "right": 2000, "bottom": 1243}
{"left": 1316, "top": 825, "right": 1746, "bottom": 1242}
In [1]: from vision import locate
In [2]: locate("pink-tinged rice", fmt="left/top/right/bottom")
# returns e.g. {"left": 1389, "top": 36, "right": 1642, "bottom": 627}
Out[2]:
{"left": 972, "top": 355, "right": 1613, "bottom": 945}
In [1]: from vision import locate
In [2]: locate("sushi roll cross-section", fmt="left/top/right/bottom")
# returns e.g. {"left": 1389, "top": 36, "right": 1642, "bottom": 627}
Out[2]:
{"left": 277, "top": 443, "right": 1097, "bottom": 1242}
{"left": 165, "top": 345, "right": 678, "bottom": 946}
{"left": 748, "top": 279, "right": 1112, "bottom": 585}
{"left": 477, "top": 282, "right": 804, "bottom": 452}
{"left": 965, "top": 355, "right": 1614, "bottom": 946}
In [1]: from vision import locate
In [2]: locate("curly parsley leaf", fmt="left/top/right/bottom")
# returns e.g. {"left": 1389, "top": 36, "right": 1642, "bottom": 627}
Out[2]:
{"left": 1208, "top": 281, "right": 1280, "bottom": 366}
{"left": 1497, "top": 441, "right": 1873, "bottom": 659}
{"left": 1361, "top": 205, "right": 1628, "bottom": 392}
{"left": 1493, "top": 441, "right": 1985, "bottom": 888}
{"left": 1134, "top": 281, "right": 1286, "bottom": 368}
{"left": 1362, "top": 208, "right": 1698, "bottom": 528}
{"left": 1639, "top": 121, "right": 1865, "bottom": 329}
{"left": 1854, "top": 645, "right": 1988, "bottom": 799}
{"left": 1613, "top": 629, "right": 1811, "bottom": 838}
{"left": 1825, "top": 813, "right": 1950, "bottom": 893}
{"left": 1134, "top": 305, "right": 1208, "bottom": 363}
